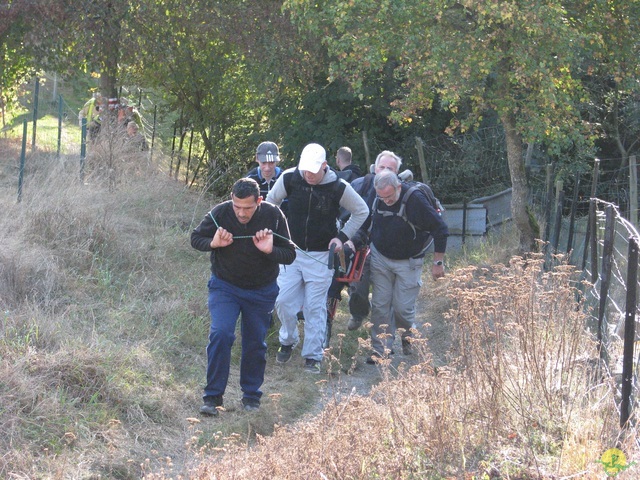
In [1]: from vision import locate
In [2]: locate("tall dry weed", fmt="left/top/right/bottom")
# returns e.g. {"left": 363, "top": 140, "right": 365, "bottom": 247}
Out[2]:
{"left": 178, "top": 254, "right": 636, "bottom": 479}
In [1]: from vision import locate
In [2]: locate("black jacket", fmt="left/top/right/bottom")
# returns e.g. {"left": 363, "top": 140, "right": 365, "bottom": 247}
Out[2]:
{"left": 191, "top": 201, "right": 295, "bottom": 289}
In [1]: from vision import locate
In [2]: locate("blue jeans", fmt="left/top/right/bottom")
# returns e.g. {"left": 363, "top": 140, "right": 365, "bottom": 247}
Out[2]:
{"left": 204, "top": 275, "right": 279, "bottom": 402}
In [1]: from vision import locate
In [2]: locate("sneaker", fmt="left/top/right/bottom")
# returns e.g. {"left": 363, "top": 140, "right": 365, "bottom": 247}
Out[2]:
{"left": 347, "top": 317, "right": 363, "bottom": 331}
{"left": 242, "top": 397, "right": 260, "bottom": 412}
{"left": 276, "top": 344, "right": 294, "bottom": 363}
{"left": 304, "top": 358, "right": 322, "bottom": 374}
{"left": 402, "top": 337, "right": 412, "bottom": 355}
{"left": 199, "top": 395, "right": 223, "bottom": 416}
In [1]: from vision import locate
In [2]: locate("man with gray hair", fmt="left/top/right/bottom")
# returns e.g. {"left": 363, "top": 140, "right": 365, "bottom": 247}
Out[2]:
{"left": 344, "top": 150, "right": 405, "bottom": 331}
{"left": 365, "top": 169, "right": 448, "bottom": 363}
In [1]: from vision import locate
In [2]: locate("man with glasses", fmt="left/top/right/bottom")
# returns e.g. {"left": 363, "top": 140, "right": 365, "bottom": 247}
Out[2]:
{"left": 343, "top": 151, "right": 406, "bottom": 332}
{"left": 365, "top": 169, "right": 448, "bottom": 364}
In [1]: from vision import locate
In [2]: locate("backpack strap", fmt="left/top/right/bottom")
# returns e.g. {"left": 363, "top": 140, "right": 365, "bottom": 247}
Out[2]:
{"left": 283, "top": 168, "right": 297, "bottom": 196}
{"left": 358, "top": 173, "right": 375, "bottom": 197}
{"left": 374, "top": 186, "right": 420, "bottom": 236}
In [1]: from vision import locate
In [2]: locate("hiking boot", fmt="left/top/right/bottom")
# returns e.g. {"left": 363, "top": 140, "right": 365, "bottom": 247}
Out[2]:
{"left": 199, "top": 395, "right": 223, "bottom": 416}
{"left": 402, "top": 338, "right": 412, "bottom": 355}
{"left": 304, "top": 358, "right": 322, "bottom": 374}
{"left": 347, "top": 317, "right": 363, "bottom": 331}
{"left": 276, "top": 344, "right": 294, "bottom": 363}
{"left": 365, "top": 350, "right": 394, "bottom": 364}
{"left": 365, "top": 352, "right": 382, "bottom": 365}
{"left": 242, "top": 397, "right": 260, "bottom": 412}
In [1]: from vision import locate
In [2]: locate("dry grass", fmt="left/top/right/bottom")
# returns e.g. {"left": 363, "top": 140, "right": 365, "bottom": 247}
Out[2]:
{"left": 171, "top": 257, "right": 638, "bottom": 480}
{"left": 0, "top": 138, "right": 353, "bottom": 478}
{"left": 1, "top": 137, "right": 637, "bottom": 479}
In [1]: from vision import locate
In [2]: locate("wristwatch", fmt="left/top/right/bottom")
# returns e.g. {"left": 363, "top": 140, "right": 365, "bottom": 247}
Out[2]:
{"left": 433, "top": 260, "right": 444, "bottom": 266}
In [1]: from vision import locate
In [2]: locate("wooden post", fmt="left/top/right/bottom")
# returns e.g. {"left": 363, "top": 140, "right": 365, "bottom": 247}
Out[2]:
{"left": 185, "top": 128, "right": 194, "bottom": 184}
{"left": 150, "top": 105, "right": 157, "bottom": 163}
{"left": 629, "top": 155, "right": 637, "bottom": 228}
{"left": 18, "top": 121, "right": 27, "bottom": 202}
{"left": 620, "top": 236, "right": 638, "bottom": 428}
{"left": 170, "top": 123, "right": 177, "bottom": 177}
{"left": 597, "top": 205, "right": 615, "bottom": 363}
{"left": 588, "top": 199, "right": 598, "bottom": 282}
{"left": 461, "top": 199, "right": 467, "bottom": 244}
{"left": 552, "top": 190, "right": 564, "bottom": 253}
{"left": 362, "top": 130, "right": 370, "bottom": 168}
{"left": 582, "top": 159, "right": 600, "bottom": 270}
{"left": 567, "top": 173, "right": 580, "bottom": 254}
{"left": 57, "top": 94, "right": 63, "bottom": 158}
{"left": 415, "top": 136, "right": 428, "bottom": 183}
{"left": 543, "top": 164, "right": 554, "bottom": 242}
{"left": 80, "top": 118, "right": 87, "bottom": 182}
{"left": 32, "top": 76, "right": 39, "bottom": 151}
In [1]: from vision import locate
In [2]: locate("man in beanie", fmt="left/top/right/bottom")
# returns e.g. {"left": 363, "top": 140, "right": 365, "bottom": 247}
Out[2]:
{"left": 266, "top": 143, "right": 369, "bottom": 373}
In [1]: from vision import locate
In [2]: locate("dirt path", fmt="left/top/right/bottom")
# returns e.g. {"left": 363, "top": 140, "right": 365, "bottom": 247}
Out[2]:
{"left": 316, "top": 275, "right": 453, "bottom": 411}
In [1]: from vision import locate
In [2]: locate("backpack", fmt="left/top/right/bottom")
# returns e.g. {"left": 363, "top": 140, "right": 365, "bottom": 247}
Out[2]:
{"left": 371, "top": 181, "right": 444, "bottom": 253}
{"left": 373, "top": 181, "right": 443, "bottom": 226}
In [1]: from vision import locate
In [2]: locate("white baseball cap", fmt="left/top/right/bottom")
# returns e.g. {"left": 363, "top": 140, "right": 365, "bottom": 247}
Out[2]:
{"left": 298, "top": 143, "right": 326, "bottom": 173}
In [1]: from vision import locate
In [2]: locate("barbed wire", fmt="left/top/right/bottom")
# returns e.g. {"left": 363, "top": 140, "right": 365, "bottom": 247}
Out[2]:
{"left": 576, "top": 200, "right": 640, "bottom": 401}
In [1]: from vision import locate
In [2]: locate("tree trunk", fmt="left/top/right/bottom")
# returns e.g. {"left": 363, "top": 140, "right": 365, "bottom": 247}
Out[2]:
{"left": 98, "top": 2, "right": 120, "bottom": 99}
{"left": 501, "top": 111, "right": 537, "bottom": 252}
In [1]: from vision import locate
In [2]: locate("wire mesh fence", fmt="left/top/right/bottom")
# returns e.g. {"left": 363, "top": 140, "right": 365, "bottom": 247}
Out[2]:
{"left": 546, "top": 162, "right": 640, "bottom": 429}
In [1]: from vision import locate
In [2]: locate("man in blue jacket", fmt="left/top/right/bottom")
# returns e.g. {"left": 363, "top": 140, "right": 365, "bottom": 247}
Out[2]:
{"left": 246, "top": 141, "right": 283, "bottom": 200}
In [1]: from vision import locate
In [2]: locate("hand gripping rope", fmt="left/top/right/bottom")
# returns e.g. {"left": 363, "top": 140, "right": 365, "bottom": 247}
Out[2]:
{"left": 208, "top": 212, "right": 335, "bottom": 268}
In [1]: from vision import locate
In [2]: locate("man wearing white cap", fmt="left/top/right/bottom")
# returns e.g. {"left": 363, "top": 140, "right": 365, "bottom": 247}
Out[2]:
{"left": 266, "top": 143, "right": 369, "bottom": 373}
{"left": 246, "top": 141, "right": 283, "bottom": 200}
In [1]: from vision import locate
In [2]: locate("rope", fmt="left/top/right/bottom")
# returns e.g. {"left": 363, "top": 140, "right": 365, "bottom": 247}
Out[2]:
{"left": 208, "top": 211, "right": 331, "bottom": 266}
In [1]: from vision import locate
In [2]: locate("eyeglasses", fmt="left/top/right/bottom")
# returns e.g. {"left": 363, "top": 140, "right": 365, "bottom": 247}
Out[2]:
{"left": 377, "top": 188, "right": 399, "bottom": 202}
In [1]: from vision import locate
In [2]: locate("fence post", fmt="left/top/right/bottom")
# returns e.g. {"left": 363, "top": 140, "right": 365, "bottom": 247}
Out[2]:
{"left": 80, "top": 118, "right": 87, "bottom": 181}
{"left": 588, "top": 199, "right": 598, "bottom": 282}
{"left": 462, "top": 199, "right": 467, "bottom": 245}
{"left": 32, "top": 76, "right": 40, "bottom": 151}
{"left": 620, "top": 236, "right": 638, "bottom": 428}
{"left": 170, "top": 123, "right": 177, "bottom": 177}
{"left": 629, "top": 155, "right": 637, "bottom": 228}
{"left": 597, "top": 205, "right": 615, "bottom": 363}
{"left": 150, "top": 105, "right": 157, "bottom": 163}
{"left": 18, "top": 120, "right": 27, "bottom": 202}
{"left": 567, "top": 173, "right": 580, "bottom": 254}
{"left": 582, "top": 159, "right": 600, "bottom": 270}
{"left": 185, "top": 128, "right": 194, "bottom": 184}
{"left": 57, "top": 94, "right": 63, "bottom": 158}
{"left": 544, "top": 164, "right": 554, "bottom": 243}
{"left": 415, "top": 136, "right": 428, "bottom": 183}
{"left": 552, "top": 189, "right": 564, "bottom": 253}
